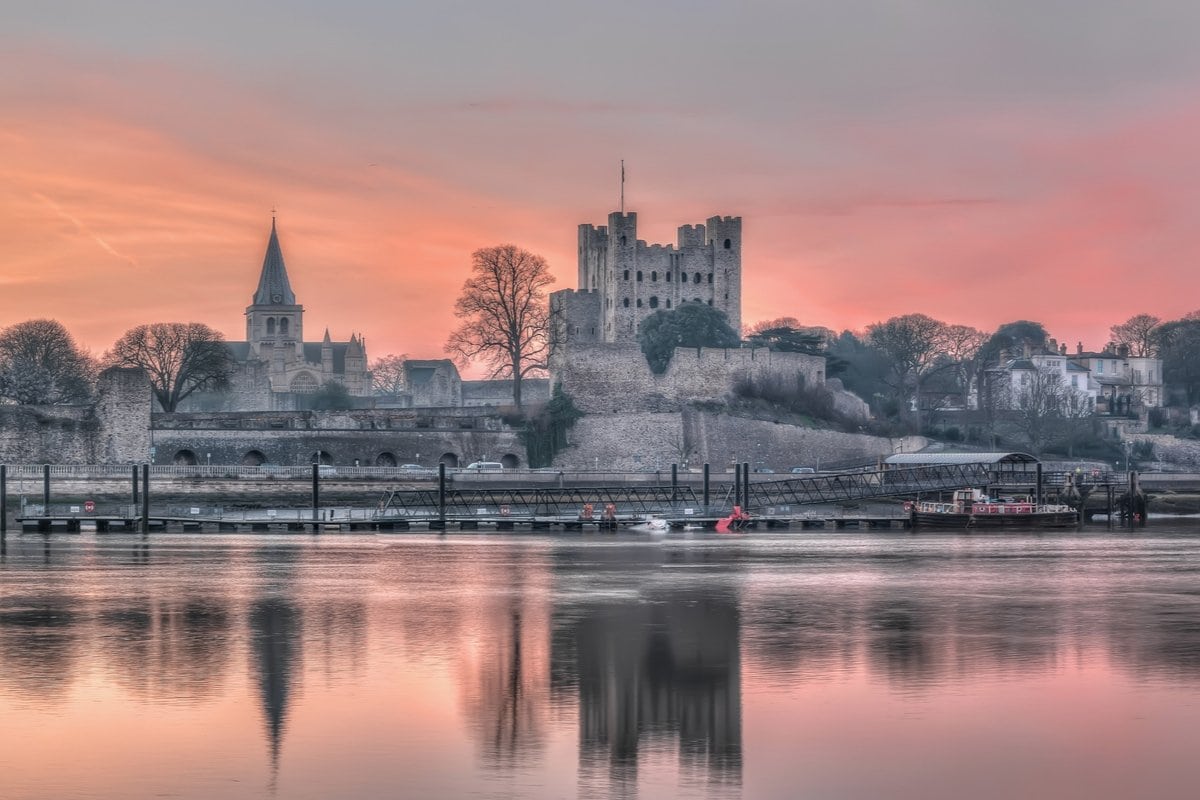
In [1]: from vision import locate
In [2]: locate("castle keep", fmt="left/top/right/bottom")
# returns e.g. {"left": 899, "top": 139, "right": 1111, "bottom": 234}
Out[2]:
{"left": 553, "top": 212, "right": 743, "bottom": 343}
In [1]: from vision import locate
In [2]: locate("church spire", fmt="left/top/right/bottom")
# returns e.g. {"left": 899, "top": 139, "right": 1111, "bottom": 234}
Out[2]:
{"left": 252, "top": 218, "right": 297, "bottom": 306}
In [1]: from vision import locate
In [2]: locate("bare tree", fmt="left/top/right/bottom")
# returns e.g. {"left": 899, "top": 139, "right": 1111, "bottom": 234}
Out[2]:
{"left": 370, "top": 354, "right": 407, "bottom": 396}
{"left": 1109, "top": 313, "right": 1161, "bottom": 356}
{"left": 105, "top": 323, "right": 235, "bottom": 411}
{"left": 445, "top": 245, "right": 554, "bottom": 409}
{"left": 865, "top": 313, "right": 948, "bottom": 425}
{"left": 0, "top": 319, "right": 96, "bottom": 404}
{"left": 1008, "top": 367, "right": 1073, "bottom": 454}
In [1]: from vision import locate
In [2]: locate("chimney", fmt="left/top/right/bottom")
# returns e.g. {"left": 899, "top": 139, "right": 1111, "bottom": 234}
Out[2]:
{"left": 1060, "top": 343, "right": 1067, "bottom": 355}
{"left": 1077, "top": 341, "right": 1083, "bottom": 354}
{"left": 1049, "top": 337, "right": 1057, "bottom": 352}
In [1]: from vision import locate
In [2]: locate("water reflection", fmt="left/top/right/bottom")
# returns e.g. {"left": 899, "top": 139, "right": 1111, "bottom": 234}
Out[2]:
{"left": 250, "top": 596, "right": 303, "bottom": 774}
{"left": 0, "top": 595, "right": 80, "bottom": 703}
{"left": 551, "top": 546, "right": 743, "bottom": 795}
{"left": 4, "top": 532, "right": 1200, "bottom": 799}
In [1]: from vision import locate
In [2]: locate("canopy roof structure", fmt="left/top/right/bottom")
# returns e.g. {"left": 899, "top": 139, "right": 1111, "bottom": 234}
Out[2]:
{"left": 883, "top": 452, "right": 1039, "bottom": 466}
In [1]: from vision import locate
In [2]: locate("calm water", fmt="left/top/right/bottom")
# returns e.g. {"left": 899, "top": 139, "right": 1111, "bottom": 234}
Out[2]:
{"left": 4, "top": 523, "right": 1200, "bottom": 799}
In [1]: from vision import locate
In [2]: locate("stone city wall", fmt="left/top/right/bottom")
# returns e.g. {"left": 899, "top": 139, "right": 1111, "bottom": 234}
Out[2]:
{"left": 152, "top": 407, "right": 524, "bottom": 467}
{"left": 553, "top": 343, "right": 826, "bottom": 413}
{"left": 0, "top": 368, "right": 152, "bottom": 465}
{"left": 554, "top": 409, "right": 925, "bottom": 472}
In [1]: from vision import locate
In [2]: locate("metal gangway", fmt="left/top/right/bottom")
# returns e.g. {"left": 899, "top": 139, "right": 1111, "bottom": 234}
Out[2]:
{"left": 373, "top": 462, "right": 1011, "bottom": 521}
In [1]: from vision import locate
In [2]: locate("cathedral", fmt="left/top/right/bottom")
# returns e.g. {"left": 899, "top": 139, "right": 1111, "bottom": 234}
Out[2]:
{"left": 180, "top": 219, "right": 372, "bottom": 411}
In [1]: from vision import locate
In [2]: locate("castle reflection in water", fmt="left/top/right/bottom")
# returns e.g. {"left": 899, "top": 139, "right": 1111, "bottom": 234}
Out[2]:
{"left": 5, "top": 534, "right": 1200, "bottom": 796}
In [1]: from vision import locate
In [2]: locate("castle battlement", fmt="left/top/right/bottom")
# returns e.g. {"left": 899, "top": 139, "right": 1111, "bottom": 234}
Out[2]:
{"left": 566, "top": 210, "right": 743, "bottom": 344}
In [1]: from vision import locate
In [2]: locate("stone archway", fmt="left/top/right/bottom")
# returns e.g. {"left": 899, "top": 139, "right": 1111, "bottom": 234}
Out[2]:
{"left": 313, "top": 450, "right": 333, "bottom": 466}
{"left": 375, "top": 452, "right": 397, "bottom": 467}
{"left": 500, "top": 453, "right": 521, "bottom": 469}
{"left": 439, "top": 452, "right": 459, "bottom": 468}
{"left": 173, "top": 449, "right": 198, "bottom": 465}
{"left": 242, "top": 450, "right": 266, "bottom": 466}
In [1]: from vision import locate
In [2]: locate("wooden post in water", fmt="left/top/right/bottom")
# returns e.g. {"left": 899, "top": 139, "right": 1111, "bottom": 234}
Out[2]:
{"left": 703, "top": 463, "right": 710, "bottom": 512}
{"left": 311, "top": 463, "right": 320, "bottom": 533}
{"left": 437, "top": 463, "right": 447, "bottom": 530}
{"left": 671, "top": 463, "right": 678, "bottom": 503}
{"left": 742, "top": 462, "right": 751, "bottom": 511}
{"left": 1, "top": 464, "right": 7, "bottom": 535}
{"left": 733, "top": 464, "right": 741, "bottom": 512}
{"left": 141, "top": 464, "right": 149, "bottom": 533}
{"left": 1035, "top": 463, "right": 1043, "bottom": 506}
{"left": 42, "top": 464, "right": 50, "bottom": 513}
{"left": 132, "top": 464, "right": 139, "bottom": 507}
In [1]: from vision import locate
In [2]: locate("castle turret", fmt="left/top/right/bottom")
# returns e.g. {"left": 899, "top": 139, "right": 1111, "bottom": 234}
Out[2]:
{"left": 321, "top": 328, "right": 333, "bottom": 376}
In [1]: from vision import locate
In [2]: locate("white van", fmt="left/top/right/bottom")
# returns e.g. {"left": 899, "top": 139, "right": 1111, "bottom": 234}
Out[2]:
{"left": 464, "top": 461, "right": 504, "bottom": 472}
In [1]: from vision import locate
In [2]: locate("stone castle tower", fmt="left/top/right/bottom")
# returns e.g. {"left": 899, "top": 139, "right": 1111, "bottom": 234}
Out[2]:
{"left": 565, "top": 212, "right": 742, "bottom": 343}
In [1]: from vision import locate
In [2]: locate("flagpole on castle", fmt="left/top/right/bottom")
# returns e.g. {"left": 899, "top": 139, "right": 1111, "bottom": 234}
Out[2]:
{"left": 620, "top": 159, "right": 625, "bottom": 214}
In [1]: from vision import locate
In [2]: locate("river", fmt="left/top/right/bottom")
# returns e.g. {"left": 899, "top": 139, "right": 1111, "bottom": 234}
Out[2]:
{"left": 2, "top": 522, "right": 1200, "bottom": 799}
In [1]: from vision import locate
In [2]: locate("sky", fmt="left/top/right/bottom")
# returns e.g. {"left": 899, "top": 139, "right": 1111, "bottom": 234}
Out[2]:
{"left": 5, "top": 0, "right": 1200, "bottom": 363}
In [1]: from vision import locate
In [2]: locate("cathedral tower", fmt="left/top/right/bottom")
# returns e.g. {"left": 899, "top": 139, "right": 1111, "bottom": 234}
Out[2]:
{"left": 246, "top": 218, "right": 304, "bottom": 360}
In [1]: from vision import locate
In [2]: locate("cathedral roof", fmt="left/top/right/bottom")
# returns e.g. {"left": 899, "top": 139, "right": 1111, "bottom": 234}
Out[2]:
{"left": 251, "top": 218, "right": 297, "bottom": 306}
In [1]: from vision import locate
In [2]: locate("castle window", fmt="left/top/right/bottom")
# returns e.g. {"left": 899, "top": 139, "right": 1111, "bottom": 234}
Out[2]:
{"left": 666, "top": 272, "right": 671, "bottom": 282}
{"left": 636, "top": 298, "right": 643, "bottom": 307}
{"left": 724, "top": 238, "right": 731, "bottom": 249}
{"left": 694, "top": 272, "right": 702, "bottom": 284}
{"left": 680, "top": 273, "right": 688, "bottom": 284}
{"left": 266, "top": 318, "right": 276, "bottom": 335}
{"left": 666, "top": 299, "right": 671, "bottom": 309}
{"left": 623, "top": 298, "right": 630, "bottom": 307}
{"left": 636, "top": 270, "right": 643, "bottom": 282}
{"left": 651, "top": 271, "right": 657, "bottom": 281}
{"left": 280, "top": 318, "right": 289, "bottom": 335}
{"left": 649, "top": 296, "right": 659, "bottom": 309}
{"left": 623, "top": 269, "right": 629, "bottom": 280}
{"left": 707, "top": 273, "right": 713, "bottom": 284}
{"left": 620, "top": 235, "right": 627, "bottom": 246}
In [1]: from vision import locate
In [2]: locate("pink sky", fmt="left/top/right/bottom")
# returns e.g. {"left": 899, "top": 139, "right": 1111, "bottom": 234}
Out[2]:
{"left": 4, "top": 4, "right": 1200, "bottom": 364}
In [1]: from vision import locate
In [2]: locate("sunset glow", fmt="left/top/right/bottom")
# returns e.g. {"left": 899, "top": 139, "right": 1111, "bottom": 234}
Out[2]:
{"left": 5, "top": 4, "right": 1200, "bottom": 361}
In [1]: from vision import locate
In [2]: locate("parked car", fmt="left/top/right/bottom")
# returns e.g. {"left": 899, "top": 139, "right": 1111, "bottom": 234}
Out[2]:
{"left": 753, "top": 467, "right": 775, "bottom": 473}
{"left": 317, "top": 464, "right": 337, "bottom": 477}
{"left": 790, "top": 467, "right": 816, "bottom": 474}
{"left": 398, "top": 464, "right": 433, "bottom": 473}
{"left": 463, "top": 461, "right": 505, "bottom": 472}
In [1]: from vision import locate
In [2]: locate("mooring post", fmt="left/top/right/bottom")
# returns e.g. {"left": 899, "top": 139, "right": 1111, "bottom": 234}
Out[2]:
{"left": 132, "top": 463, "right": 139, "bottom": 508}
{"left": 1035, "top": 463, "right": 1043, "bottom": 506}
{"left": 703, "top": 463, "right": 710, "bottom": 512}
{"left": 437, "top": 462, "right": 447, "bottom": 530}
{"left": 1, "top": 464, "right": 7, "bottom": 535}
{"left": 141, "top": 464, "right": 150, "bottom": 533}
{"left": 671, "top": 463, "right": 678, "bottom": 503}
{"left": 311, "top": 463, "right": 320, "bottom": 533}
{"left": 733, "top": 464, "right": 741, "bottom": 512}
{"left": 42, "top": 464, "right": 50, "bottom": 513}
{"left": 742, "top": 462, "right": 751, "bottom": 511}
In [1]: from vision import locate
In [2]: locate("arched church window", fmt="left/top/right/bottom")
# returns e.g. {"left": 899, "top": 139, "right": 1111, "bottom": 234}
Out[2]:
{"left": 636, "top": 298, "right": 643, "bottom": 307}
{"left": 680, "top": 273, "right": 688, "bottom": 284}
{"left": 694, "top": 272, "right": 702, "bottom": 284}
{"left": 724, "top": 238, "right": 732, "bottom": 249}
{"left": 290, "top": 373, "right": 319, "bottom": 393}
{"left": 266, "top": 318, "right": 276, "bottom": 335}
{"left": 280, "top": 318, "right": 289, "bottom": 335}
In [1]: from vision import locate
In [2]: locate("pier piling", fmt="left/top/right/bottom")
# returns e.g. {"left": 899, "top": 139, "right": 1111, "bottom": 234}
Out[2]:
{"left": 671, "top": 464, "right": 678, "bottom": 503}
{"left": 311, "top": 463, "right": 320, "bottom": 533}
{"left": 42, "top": 464, "right": 50, "bottom": 511}
{"left": 141, "top": 464, "right": 150, "bottom": 533}
{"left": 1, "top": 465, "right": 6, "bottom": 536}
{"left": 703, "top": 463, "right": 710, "bottom": 513}
{"left": 437, "top": 462, "right": 446, "bottom": 530}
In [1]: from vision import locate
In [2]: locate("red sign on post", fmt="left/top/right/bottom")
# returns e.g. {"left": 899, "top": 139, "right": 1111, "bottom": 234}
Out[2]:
{"left": 84, "top": 500, "right": 95, "bottom": 513}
